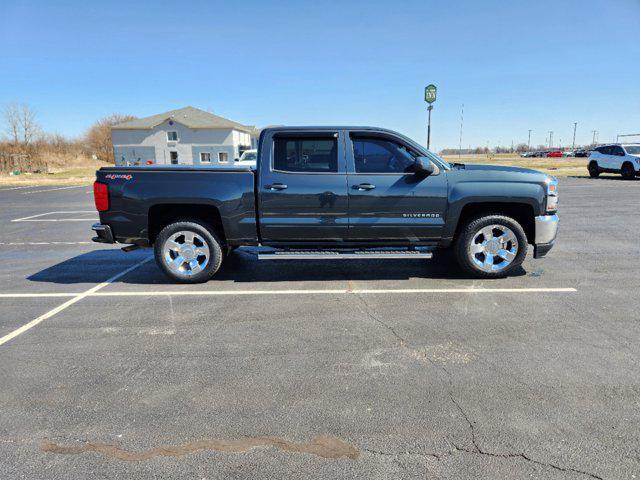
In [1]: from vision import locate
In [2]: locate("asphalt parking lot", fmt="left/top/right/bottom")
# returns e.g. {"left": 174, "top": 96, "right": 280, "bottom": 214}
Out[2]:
{"left": 0, "top": 176, "right": 639, "bottom": 479}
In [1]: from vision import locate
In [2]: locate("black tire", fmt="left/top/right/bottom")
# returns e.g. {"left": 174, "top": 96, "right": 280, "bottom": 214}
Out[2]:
{"left": 588, "top": 161, "right": 600, "bottom": 178}
{"left": 154, "top": 220, "right": 223, "bottom": 283}
{"left": 621, "top": 162, "right": 636, "bottom": 180}
{"left": 454, "top": 214, "right": 528, "bottom": 279}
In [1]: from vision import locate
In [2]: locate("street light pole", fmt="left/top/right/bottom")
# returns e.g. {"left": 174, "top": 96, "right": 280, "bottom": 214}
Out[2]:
{"left": 527, "top": 129, "right": 532, "bottom": 150}
{"left": 548, "top": 131, "right": 553, "bottom": 148}
{"left": 572, "top": 122, "right": 577, "bottom": 151}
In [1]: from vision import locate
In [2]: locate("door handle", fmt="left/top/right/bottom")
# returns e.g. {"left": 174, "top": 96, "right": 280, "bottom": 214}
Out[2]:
{"left": 265, "top": 183, "right": 288, "bottom": 191}
{"left": 353, "top": 183, "right": 376, "bottom": 191}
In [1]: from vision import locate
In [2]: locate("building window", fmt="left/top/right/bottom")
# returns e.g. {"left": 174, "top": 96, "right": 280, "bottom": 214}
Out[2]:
{"left": 200, "top": 152, "right": 211, "bottom": 163}
{"left": 218, "top": 152, "right": 228, "bottom": 163}
{"left": 167, "top": 131, "right": 178, "bottom": 142}
{"left": 170, "top": 151, "right": 178, "bottom": 164}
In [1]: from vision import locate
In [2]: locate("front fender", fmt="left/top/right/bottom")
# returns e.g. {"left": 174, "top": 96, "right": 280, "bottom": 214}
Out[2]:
{"left": 443, "top": 181, "right": 546, "bottom": 239}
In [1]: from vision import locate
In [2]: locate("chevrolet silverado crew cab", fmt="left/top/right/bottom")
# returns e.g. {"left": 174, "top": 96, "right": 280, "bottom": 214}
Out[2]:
{"left": 588, "top": 143, "right": 640, "bottom": 179}
{"left": 92, "top": 126, "right": 559, "bottom": 283}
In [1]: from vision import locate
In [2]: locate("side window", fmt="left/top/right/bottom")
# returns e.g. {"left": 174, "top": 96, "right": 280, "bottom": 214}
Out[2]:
{"left": 613, "top": 146, "right": 625, "bottom": 156}
{"left": 273, "top": 137, "right": 337, "bottom": 173}
{"left": 352, "top": 136, "right": 417, "bottom": 173}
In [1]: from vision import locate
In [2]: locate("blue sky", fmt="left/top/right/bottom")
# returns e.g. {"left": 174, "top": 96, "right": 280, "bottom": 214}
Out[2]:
{"left": 1, "top": 0, "right": 639, "bottom": 151}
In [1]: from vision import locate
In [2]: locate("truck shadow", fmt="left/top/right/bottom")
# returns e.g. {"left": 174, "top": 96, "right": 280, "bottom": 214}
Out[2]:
{"left": 27, "top": 248, "right": 526, "bottom": 285}
{"left": 568, "top": 175, "right": 638, "bottom": 181}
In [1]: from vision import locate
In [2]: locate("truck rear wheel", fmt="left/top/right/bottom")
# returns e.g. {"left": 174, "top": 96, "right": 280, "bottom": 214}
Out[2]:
{"left": 454, "top": 215, "right": 528, "bottom": 278}
{"left": 154, "top": 220, "right": 223, "bottom": 283}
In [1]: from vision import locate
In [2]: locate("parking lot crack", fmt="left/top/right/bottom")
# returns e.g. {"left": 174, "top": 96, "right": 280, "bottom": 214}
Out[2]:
{"left": 352, "top": 294, "right": 406, "bottom": 347}
{"left": 362, "top": 447, "right": 444, "bottom": 461}
{"left": 451, "top": 444, "right": 604, "bottom": 480}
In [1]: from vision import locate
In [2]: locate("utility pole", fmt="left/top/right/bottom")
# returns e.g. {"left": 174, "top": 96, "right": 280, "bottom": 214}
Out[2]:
{"left": 527, "top": 130, "right": 532, "bottom": 151}
{"left": 458, "top": 104, "right": 464, "bottom": 158}
{"left": 548, "top": 131, "right": 553, "bottom": 148}
{"left": 572, "top": 122, "right": 577, "bottom": 151}
{"left": 591, "top": 130, "right": 598, "bottom": 146}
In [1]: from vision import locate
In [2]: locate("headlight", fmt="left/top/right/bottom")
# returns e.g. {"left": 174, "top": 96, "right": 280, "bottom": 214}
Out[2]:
{"left": 546, "top": 177, "right": 558, "bottom": 213}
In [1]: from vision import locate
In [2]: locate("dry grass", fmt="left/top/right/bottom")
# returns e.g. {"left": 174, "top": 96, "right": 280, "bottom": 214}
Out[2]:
{"left": 0, "top": 154, "right": 109, "bottom": 186}
{"left": 0, "top": 152, "right": 592, "bottom": 186}
{"left": 442, "top": 153, "right": 588, "bottom": 177}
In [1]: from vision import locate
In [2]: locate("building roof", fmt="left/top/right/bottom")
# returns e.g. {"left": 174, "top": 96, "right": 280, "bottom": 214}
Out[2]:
{"left": 111, "top": 106, "right": 256, "bottom": 134}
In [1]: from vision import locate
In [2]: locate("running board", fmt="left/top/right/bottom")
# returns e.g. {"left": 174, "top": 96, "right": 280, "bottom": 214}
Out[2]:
{"left": 257, "top": 248, "right": 434, "bottom": 260}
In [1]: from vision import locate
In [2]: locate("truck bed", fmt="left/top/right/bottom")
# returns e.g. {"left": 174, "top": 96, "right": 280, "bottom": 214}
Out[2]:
{"left": 95, "top": 166, "right": 258, "bottom": 245}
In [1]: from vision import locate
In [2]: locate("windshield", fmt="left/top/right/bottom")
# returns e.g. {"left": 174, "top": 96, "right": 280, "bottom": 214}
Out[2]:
{"left": 240, "top": 151, "right": 257, "bottom": 161}
{"left": 623, "top": 146, "right": 640, "bottom": 155}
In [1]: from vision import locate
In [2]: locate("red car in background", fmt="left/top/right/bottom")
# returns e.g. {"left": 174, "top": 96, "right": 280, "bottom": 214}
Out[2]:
{"left": 546, "top": 151, "right": 563, "bottom": 158}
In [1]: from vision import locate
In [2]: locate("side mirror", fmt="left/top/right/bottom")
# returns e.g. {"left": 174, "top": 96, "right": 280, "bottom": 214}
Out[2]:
{"left": 414, "top": 156, "right": 435, "bottom": 176}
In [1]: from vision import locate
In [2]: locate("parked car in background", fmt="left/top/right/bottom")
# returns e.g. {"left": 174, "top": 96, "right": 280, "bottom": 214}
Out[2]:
{"left": 237, "top": 149, "right": 257, "bottom": 166}
{"left": 546, "top": 151, "right": 563, "bottom": 158}
{"left": 562, "top": 151, "right": 575, "bottom": 157}
{"left": 520, "top": 151, "right": 536, "bottom": 158}
{"left": 574, "top": 149, "right": 590, "bottom": 157}
{"left": 534, "top": 151, "right": 547, "bottom": 158}
{"left": 588, "top": 144, "right": 640, "bottom": 179}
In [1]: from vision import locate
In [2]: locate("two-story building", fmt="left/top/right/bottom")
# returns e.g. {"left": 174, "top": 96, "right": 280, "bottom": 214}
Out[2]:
{"left": 111, "top": 106, "right": 259, "bottom": 166}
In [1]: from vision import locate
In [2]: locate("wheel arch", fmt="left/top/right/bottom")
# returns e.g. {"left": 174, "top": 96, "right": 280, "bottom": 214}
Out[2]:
{"left": 452, "top": 202, "right": 536, "bottom": 245}
{"left": 148, "top": 203, "right": 226, "bottom": 246}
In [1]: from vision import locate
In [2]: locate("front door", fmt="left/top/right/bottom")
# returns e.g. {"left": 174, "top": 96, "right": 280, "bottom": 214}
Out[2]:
{"left": 258, "top": 131, "right": 349, "bottom": 242}
{"left": 346, "top": 133, "right": 448, "bottom": 242}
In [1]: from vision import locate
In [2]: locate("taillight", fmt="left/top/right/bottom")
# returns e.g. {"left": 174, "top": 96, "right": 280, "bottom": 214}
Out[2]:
{"left": 93, "top": 181, "right": 109, "bottom": 211}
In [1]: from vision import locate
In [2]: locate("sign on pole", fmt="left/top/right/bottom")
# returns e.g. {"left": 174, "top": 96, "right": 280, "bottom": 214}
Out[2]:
{"left": 424, "top": 84, "right": 437, "bottom": 104}
{"left": 424, "top": 84, "right": 437, "bottom": 149}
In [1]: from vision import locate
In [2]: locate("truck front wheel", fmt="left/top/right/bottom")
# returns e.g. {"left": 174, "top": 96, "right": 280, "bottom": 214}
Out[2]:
{"left": 454, "top": 215, "right": 528, "bottom": 278}
{"left": 154, "top": 220, "right": 223, "bottom": 283}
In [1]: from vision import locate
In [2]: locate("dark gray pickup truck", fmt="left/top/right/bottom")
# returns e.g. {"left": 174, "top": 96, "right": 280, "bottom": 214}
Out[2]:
{"left": 92, "top": 126, "right": 559, "bottom": 282}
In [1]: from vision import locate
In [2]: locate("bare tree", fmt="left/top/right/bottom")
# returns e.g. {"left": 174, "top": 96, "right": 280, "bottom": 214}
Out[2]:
{"left": 85, "top": 113, "right": 136, "bottom": 163}
{"left": 4, "top": 104, "right": 21, "bottom": 144}
{"left": 3, "top": 103, "right": 41, "bottom": 146}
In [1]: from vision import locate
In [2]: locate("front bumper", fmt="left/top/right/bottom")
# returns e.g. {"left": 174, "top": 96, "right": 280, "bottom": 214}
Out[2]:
{"left": 92, "top": 223, "right": 115, "bottom": 244}
{"left": 533, "top": 214, "right": 559, "bottom": 258}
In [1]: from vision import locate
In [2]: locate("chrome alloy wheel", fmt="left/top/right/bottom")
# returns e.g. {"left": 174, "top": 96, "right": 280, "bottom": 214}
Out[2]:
{"left": 162, "top": 230, "right": 210, "bottom": 276}
{"left": 468, "top": 225, "right": 519, "bottom": 273}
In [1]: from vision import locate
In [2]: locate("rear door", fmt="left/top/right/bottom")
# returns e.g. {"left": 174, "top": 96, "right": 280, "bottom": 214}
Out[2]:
{"left": 346, "top": 132, "right": 448, "bottom": 242}
{"left": 611, "top": 145, "right": 626, "bottom": 170}
{"left": 258, "top": 130, "right": 349, "bottom": 242}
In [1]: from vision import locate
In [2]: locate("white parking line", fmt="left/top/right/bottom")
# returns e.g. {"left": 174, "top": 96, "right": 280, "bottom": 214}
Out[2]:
{"left": 0, "top": 287, "right": 577, "bottom": 299}
{"left": 11, "top": 211, "right": 96, "bottom": 222}
{"left": 0, "top": 185, "right": 38, "bottom": 191}
{"left": 0, "top": 241, "right": 94, "bottom": 246}
{"left": 21, "top": 185, "right": 86, "bottom": 194}
{"left": 0, "top": 257, "right": 152, "bottom": 347}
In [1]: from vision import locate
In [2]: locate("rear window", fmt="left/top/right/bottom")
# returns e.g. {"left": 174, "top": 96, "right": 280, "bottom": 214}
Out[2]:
{"left": 273, "top": 137, "right": 337, "bottom": 173}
